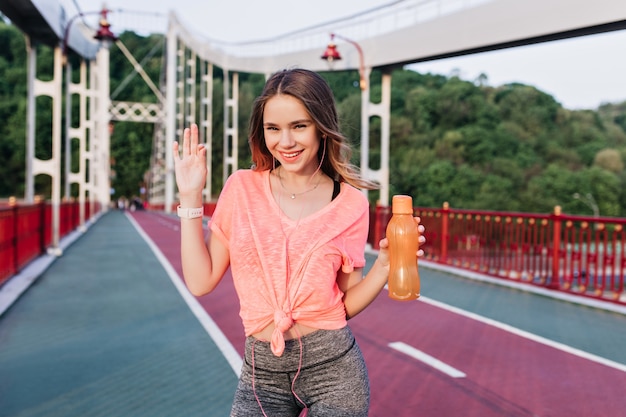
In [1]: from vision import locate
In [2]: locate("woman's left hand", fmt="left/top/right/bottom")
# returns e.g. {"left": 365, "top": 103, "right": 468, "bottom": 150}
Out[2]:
{"left": 416, "top": 217, "right": 426, "bottom": 257}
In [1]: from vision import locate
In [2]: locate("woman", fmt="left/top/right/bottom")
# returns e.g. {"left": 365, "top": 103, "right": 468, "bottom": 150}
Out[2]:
{"left": 173, "top": 68, "right": 423, "bottom": 416}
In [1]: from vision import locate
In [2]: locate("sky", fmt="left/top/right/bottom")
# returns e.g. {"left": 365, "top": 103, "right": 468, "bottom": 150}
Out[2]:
{"left": 71, "top": 0, "right": 626, "bottom": 110}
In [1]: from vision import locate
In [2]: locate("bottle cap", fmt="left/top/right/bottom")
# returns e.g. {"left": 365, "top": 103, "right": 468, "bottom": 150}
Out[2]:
{"left": 391, "top": 195, "right": 413, "bottom": 214}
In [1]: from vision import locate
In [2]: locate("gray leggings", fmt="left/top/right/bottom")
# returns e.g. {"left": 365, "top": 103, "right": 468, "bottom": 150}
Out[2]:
{"left": 230, "top": 326, "right": 370, "bottom": 417}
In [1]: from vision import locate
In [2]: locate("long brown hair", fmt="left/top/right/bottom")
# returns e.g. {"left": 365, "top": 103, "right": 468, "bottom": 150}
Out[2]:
{"left": 248, "top": 68, "right": 377, "bottom": 190}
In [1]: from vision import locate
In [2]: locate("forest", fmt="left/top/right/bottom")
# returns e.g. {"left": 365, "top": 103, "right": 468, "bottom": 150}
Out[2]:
{"left": 1, "top": 18, "right": 625, "bottom": 217}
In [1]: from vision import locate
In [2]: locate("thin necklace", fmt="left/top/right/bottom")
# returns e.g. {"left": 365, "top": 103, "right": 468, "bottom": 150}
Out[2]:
{"left": 277, "top": 167, "right": 322, "bottom": 199}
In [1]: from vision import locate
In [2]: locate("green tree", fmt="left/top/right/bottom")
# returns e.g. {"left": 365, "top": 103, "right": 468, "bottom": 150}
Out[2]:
{"left": 520, "top": 164, "right": 578, "bottom": 213}
{"left": 593, "top": 148, "right": 624, "bottom": 174}
{"left": 473, "top": 174, "right": 518, "bottom": 211}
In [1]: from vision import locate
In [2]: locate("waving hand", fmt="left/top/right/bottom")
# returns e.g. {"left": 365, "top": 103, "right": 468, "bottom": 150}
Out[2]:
{"left": 173, "top": 124, "right": 207, "bottom": 197}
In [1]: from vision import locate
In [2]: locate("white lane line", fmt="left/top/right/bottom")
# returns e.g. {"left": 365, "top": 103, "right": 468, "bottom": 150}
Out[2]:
{"left": 419, "top": 260, "right": 626, "bottom": 316}
{"left": 127, "top": 213, "right": 243, "bottom": 377}
{"left": 389, "top": 341, "right": 467, "bottom": 378}
{"left": 420, "top": 296, "right": 626, "bottom": 373}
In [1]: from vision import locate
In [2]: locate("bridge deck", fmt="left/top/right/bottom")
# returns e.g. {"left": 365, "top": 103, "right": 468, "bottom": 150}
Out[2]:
{"left": 1, "top": 210, "right": 625, "bottom": 417}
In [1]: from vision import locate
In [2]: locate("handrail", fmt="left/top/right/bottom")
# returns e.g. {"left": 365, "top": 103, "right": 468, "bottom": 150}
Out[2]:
{"left": 370, "top": 203, "right": 626, "bottom": 306}
{"left": 3, "top": 200, "right": 624, "bottom": 306}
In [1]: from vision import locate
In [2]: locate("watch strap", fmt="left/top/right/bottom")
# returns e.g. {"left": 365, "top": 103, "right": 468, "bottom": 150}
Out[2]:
{"left": 177, "top": 205, "right": 204, "bottom": 219}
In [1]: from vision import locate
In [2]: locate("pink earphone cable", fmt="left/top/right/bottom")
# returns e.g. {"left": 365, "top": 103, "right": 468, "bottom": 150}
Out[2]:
{"left": 252, "top": 136, "right": 327, "bottom": 415}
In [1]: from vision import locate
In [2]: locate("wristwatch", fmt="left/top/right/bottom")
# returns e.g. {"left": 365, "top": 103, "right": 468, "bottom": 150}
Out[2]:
{"left": 177, "top": 205, "right": 204, "bottom": 219}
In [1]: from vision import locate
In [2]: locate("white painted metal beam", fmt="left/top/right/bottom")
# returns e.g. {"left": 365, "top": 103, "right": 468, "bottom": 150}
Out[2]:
{"left": 168, "top": 0, "right": 626, "bottom": 75}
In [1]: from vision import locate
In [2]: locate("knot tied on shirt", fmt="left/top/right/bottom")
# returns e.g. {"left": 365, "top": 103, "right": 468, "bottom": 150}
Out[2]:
{"left": 270, "top": 310, "right": 294, "bottom": 356}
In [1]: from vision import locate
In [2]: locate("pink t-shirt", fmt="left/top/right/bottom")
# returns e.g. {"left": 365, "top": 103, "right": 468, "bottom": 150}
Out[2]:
{"left": 209, "top": 169, "right": 369, "bottom": 356}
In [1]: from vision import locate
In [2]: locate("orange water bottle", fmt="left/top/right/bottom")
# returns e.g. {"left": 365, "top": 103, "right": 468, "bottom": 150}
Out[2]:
{"left": 386, "top": 195, "right": 420, "bottom": 301}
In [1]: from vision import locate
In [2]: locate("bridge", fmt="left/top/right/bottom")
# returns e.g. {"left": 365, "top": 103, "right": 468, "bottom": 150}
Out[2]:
{"left": 1, "top": 0, "right": 626, "bottom": 415}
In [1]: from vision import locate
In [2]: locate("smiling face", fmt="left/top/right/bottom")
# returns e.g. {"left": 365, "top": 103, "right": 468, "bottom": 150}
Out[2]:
{"left": 263, "top": 94, "right": 322, "bottom": 176}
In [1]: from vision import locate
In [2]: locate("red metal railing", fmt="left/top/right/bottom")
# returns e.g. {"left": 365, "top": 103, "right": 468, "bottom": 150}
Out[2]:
{"left": 3, "top": 198, "right": 624, "bottom": 306}
{"left": 369, "top": 203, "right": 626, "bottom": 306}
{"left": 0, "top": 200, "right": 100, "bottom": 286}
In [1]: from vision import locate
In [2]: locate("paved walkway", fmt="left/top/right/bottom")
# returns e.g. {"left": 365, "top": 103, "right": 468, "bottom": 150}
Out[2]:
{"left": 0, "top": 211, "right": 238, "bottom": 417}
{"left": 2, "top": 210, "right": 626, "bottom": 417}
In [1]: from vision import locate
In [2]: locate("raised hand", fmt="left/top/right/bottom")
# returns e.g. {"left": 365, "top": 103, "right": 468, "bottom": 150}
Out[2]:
{"left": 173, "top": 124, "right": 207, "bottom": 198}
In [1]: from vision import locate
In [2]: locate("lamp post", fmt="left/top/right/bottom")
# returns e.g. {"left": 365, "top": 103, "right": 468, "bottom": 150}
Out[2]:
{"left": 321, "top": 33, "right": 391, "bottom": 209}
{"left": 321, "top": 32, "right": 371, "bottom": 199}
{"left": 573, "top": 193, "right": 599, "bottom": 217}
{"left": 321, "top": 33, "right": 366, "bottom": 90}
{"left": 62, "top": 8, "right": 117, "bottom": 63}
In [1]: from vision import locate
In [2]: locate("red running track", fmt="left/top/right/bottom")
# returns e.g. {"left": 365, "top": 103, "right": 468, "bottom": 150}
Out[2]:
{"left": 131, "top": 211, "right": 626, "bottom": 417}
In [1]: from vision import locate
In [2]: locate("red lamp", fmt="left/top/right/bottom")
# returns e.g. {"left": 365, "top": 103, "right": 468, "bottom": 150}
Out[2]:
{"left": 321, "top": 34, "right": 342, "bottom": 65}
{"left": 94, "top": 8, "right": 117, "bottom": 44}
{"left": 321, "top": 33, "right": 366, "bottom": 90}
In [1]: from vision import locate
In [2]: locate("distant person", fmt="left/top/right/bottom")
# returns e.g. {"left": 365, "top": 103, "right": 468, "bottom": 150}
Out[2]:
{"left": 129, "top": 197, "right": 143, "bottom": 211}
{"left": 173, "top": 68, "right": 424, "bottom": 416}
{"left": 133, "top": 197, "right": 144, "bottom": 210}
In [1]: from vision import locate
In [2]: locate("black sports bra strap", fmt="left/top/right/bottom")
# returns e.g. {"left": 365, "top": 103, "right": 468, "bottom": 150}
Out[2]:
{"left": 331, "top": 181, "right": 340, "bottom": 201}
